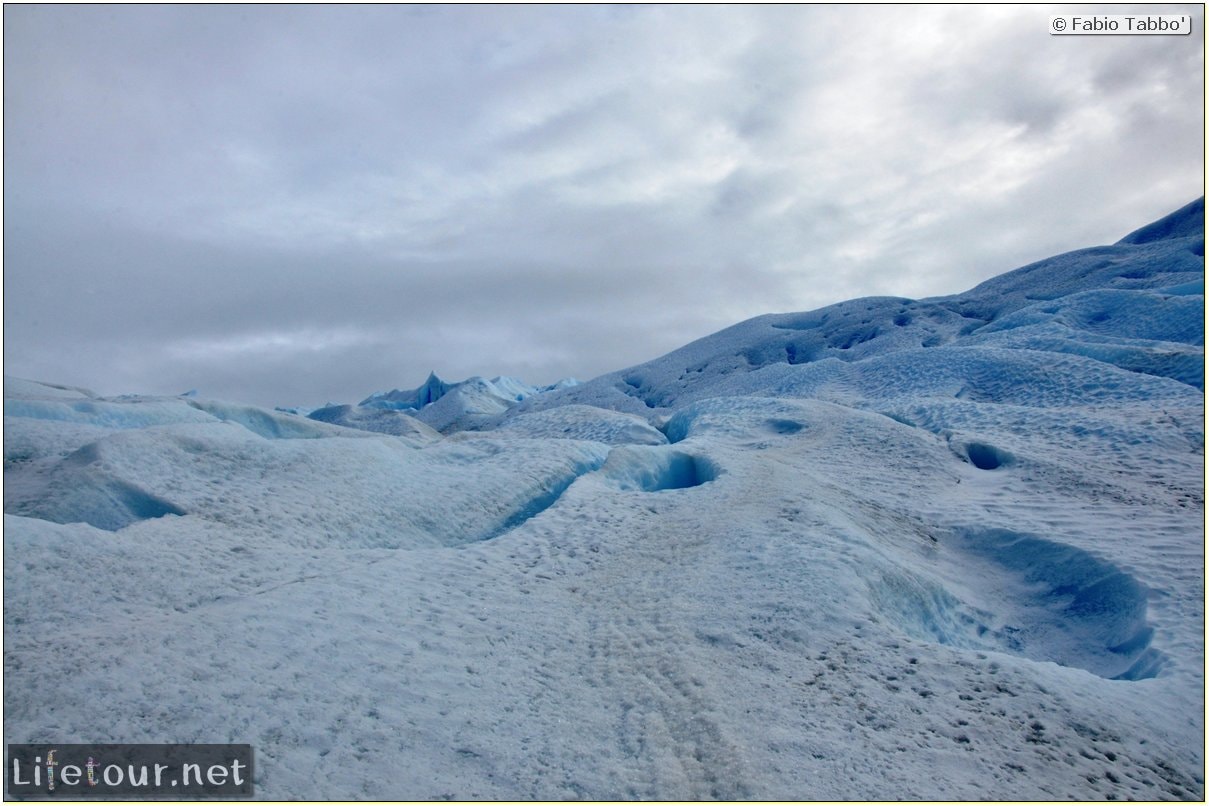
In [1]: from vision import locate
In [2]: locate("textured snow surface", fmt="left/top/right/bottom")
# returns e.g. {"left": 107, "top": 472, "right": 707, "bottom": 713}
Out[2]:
{"left": 4, "top": 199, "right": 1204, "bottom": 799}
{"left": 495, "top": 404, "right": 669, "bottom": 446}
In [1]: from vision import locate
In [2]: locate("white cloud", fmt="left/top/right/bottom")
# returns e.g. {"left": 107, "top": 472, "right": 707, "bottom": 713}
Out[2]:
{"left": 164, "top": 328, "right": 385, "bottom": 362}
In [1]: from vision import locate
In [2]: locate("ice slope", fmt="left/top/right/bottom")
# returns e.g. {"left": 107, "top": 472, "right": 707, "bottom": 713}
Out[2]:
{"left": 511, "top": 197, "right": 1204, "bottom": 418}
{"left": 306, "top": 403, "right": 443, "bottom": 442}
{"left": 3, "top": 199, "right": 1204, "bottom": 800}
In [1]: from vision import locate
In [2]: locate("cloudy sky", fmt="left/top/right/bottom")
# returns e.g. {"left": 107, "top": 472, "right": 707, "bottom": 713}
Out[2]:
{"left": 4, "top": 4, "right": 1204, "bottom": 407}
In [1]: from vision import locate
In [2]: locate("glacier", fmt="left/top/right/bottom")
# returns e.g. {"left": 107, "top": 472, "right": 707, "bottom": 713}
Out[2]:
{"left": 3, "top": 198, "right": 1204, "bottom": 799}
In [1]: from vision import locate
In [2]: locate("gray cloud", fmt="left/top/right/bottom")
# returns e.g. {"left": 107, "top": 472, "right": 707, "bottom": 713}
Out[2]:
{"left": 4, "top": 4, "right": 1203, "bottom": 407}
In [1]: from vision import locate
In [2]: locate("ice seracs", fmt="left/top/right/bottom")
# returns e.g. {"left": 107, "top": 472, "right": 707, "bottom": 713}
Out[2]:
{"left": 350, "top": 372, "right": 581, "bottom": 433}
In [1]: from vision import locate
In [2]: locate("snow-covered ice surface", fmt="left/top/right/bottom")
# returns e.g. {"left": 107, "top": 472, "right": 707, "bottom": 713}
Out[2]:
{"left": 4, "top": 199, "right": 1204, "bottom": 799}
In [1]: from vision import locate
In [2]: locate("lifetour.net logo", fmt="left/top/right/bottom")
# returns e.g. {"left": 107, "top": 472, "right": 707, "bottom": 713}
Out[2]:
{"left": 6, "top": 744, "right": 253, "bottom": 797}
